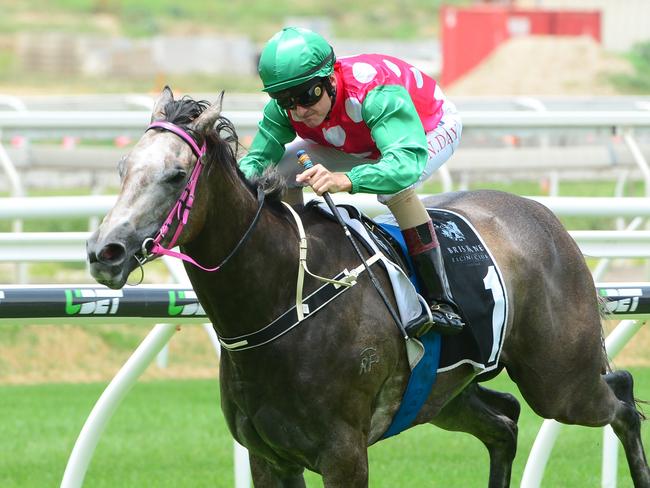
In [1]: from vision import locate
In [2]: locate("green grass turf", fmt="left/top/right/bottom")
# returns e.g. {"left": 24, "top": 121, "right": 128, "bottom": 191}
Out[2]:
{"left": 1, "top": 0, "right": 471, "bottom": 41}
{"left": 1, "top": 367, "right": 649, "bottom": 487}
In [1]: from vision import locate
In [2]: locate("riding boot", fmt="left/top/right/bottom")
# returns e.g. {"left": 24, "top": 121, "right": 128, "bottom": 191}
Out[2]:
{"left": 402, "top": 221, "right": 465, "bottom": 337}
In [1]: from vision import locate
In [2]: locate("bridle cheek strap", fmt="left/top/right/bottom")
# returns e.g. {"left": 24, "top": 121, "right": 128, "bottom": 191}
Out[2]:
{"left": 151, "top": 151, "right": 203, "bottom": 251}
{"left": 141, "top": 120, "right": 265, "bottom": 272}
{"left": 144, "top": 120, "right": 206, "bottom": 259}
{"left": 148, "top": 186, "right": 265, "bottom": 273}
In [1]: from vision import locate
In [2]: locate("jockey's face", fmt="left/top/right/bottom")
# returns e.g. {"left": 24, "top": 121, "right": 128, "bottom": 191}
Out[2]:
{"left": 290, "top": 75, "right": 336, "bottom": 128}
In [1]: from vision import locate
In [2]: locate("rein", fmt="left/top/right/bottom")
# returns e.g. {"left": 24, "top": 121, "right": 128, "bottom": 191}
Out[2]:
{"left": 137, "top": 120, "right": 265, "bottom": 272}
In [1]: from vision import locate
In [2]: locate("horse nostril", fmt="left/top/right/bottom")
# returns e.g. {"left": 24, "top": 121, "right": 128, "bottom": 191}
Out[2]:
{"left": 98, "top": 243, "right": 127, "bottom": 264}
{"left": 87, "top": 250, "right": 98, "bottom": 264}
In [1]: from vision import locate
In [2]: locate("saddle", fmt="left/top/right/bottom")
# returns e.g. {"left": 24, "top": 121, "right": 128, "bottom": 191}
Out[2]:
{"left": 306, "top": 201, "right": 412, "bottom": 278}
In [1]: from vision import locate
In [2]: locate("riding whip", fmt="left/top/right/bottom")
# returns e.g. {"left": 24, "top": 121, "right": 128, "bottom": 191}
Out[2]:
{"left": 296, "top": 150, "right": 409, "bottom": 340}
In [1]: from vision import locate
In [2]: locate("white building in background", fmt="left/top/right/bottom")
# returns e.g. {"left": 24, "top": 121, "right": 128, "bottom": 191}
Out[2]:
{"left": 518, "top": 0, "right": 650, "bottom": 52}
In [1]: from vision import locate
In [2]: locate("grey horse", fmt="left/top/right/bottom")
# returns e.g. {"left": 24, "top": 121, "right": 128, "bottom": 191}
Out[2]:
{"left": 86, "top": 88, "right": 649, "bottom": 487}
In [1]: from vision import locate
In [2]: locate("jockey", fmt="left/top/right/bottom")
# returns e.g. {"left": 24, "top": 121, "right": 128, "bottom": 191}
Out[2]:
{"left": 238, "top": 26, "right": 464, "bottom": 337}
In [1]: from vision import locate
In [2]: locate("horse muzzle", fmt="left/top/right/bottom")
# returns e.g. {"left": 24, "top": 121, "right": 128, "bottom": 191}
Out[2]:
{"left": 86, "top": 228, "right": 142, "bottom": 289}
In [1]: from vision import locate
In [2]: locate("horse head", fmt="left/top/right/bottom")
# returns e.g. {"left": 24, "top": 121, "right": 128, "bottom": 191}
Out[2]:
{"left": 87, "top": 86, "right": 228, "bottom": 289}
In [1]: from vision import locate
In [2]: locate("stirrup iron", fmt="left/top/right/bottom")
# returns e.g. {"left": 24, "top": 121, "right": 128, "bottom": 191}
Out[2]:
{"left": 405, "top": 300, "right": 464, "bottom": 338}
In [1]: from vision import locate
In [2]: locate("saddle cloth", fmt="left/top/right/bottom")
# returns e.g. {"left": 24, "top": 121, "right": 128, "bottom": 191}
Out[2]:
{"left": 374, "top": 210, "right": 509, "bottom": 373}
{"left": 314, "top": 201, "right": 509, "bottom": 374}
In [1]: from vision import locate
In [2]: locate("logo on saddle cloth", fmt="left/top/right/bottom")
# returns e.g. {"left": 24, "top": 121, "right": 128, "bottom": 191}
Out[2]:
{"left": 436, "top": 220, "right": 491, "bottom": 266}
{"left": 437, "top": 220, "right": 466, "bottom": 242}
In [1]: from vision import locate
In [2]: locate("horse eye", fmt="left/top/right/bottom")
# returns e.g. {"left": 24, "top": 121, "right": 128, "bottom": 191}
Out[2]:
{"left": 164, "top": 168, "right": 187, "bottom": 184}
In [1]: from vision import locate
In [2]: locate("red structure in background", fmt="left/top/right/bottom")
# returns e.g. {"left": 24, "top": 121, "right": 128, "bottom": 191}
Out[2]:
{"left": 440, "top": 5, "right": 601, "bottom": 86}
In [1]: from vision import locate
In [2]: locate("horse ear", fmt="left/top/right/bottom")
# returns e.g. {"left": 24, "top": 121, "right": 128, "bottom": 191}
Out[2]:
{"left": 151, "top": 86, "right": 174, "bottom": 122}
{"left": 192, "top": 91, "right": 225, "bottom": 135}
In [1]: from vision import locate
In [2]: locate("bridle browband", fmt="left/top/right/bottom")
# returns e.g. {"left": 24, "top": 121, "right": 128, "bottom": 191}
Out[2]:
{"left": 136, "top": 120, "right": 265, "bottom": 272}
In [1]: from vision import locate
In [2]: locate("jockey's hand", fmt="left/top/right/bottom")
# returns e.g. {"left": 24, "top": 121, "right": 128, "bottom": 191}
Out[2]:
{"left": 296, "top": 163, "right": 352, "bottom": 196}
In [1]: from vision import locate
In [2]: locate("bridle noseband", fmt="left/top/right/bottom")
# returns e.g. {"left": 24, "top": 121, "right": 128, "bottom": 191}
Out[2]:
{"left": 135, "top": 120, "right": 265, "bottom": 273}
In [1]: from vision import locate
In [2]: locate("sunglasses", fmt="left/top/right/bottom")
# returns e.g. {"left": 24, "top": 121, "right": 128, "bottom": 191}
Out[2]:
{"left": 271, "top": 82, "right": 326, "bottom": 110}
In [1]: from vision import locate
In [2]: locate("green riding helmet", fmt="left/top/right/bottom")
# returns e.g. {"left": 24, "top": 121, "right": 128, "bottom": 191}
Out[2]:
{"left": 258, "top": 27, "right": 335, "bottom": 93}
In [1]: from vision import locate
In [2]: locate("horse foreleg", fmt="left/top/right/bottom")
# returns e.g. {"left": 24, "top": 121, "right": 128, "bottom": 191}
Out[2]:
{"left": 318, "top": 431, "right": 369, "bottom": 488}
{"left": 604, "top": 370, "right": 650, "bottom": 487}
{"left": 249, "top": 453, "right": 306, "bottom": 488}
{"left": 430, "top": 382, "right": 520, "bottom": 488}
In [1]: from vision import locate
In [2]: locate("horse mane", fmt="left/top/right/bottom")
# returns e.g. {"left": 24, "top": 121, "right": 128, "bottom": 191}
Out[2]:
{"left": 162, "top": 95, "right": 287, "bottom": 206}
{"left": 248, "top": 167, "right": 288, "bottom": 205}
{"left": 163, "top": 96, "right": 210, "bottom": 128}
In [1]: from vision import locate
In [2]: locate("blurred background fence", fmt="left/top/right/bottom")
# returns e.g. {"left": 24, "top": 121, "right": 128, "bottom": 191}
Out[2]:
{"left": 2, "top": 95, "right": 650, "bottom": 192}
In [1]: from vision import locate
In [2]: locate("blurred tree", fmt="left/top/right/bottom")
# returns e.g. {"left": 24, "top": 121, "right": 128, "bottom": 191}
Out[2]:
{"left": 611, "top": 41, "right": 650, "bottom": 93}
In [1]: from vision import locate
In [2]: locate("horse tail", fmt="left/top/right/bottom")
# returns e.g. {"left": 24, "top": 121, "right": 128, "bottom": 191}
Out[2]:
{"left": 597, "top": 293, "right": 648, "bottom": 419}
{"left": 596, "top": 293, "right": 613, "bottom": 375}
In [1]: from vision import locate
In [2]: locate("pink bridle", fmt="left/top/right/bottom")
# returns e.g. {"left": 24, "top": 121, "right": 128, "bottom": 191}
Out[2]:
{"left": 138, "top": 120, "right": 264, "bottom": 272}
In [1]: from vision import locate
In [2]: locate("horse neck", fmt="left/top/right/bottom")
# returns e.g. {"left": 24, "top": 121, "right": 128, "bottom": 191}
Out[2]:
{"left": 183, "top": 163, "right": 299, "bottom": 339}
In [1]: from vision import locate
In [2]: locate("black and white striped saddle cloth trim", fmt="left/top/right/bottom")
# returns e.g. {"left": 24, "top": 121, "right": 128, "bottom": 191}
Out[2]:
{"left": 218, "top": 253, "right": 382, "bottom": 352}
